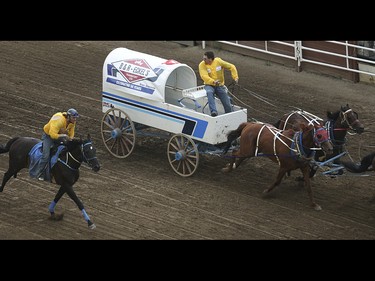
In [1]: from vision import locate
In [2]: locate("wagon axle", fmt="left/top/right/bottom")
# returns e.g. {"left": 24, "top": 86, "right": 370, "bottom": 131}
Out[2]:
{"left": 174, "top": 150, "right": 186, "bottom": 161}
{"left": 111, "top": 128, "right": 122, "bottom": 139}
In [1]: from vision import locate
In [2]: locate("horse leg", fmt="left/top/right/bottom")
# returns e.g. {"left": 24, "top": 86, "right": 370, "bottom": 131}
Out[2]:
{"left": 64, "top": 183, "right": 96, "bottom": 229}
{"left": 263, "top": 167, "right": 287, "bottom": 194}
{"left": 48, "top": 186, "right": 65, "bottom": 221}
{"left": 301, "top": 166, "right": 321, "bottom": 211}
{"left": 221, "top": 149, "right": 238, "bottom": 173}
{"left": 222, "top": 147, "right": 253, "bottom": 173}
{"left": 233, "top": 157, "right": 247, "bottom": 170}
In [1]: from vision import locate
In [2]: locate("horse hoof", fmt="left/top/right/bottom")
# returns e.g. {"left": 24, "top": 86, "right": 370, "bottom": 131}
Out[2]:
{"left": 313, "top": 204, "right": 322, "bottom": 211}
{"left": 295, "top": 176, "right": 304, "bottom": 182}
{"left": 49, "top": 212, "right": 64, "bottom": 221}
{"left": 222, "top": 167, "right": 231, "bottom": 173}
{"left": 88, "top": 222, "right": 96, "bottom": 230}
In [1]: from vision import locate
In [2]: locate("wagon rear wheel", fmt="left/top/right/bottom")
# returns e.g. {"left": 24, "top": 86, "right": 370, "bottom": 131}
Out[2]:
{"left": 101, "top": 108, "right": 136, "bottom": 158}
{"left": 167, "top": 134, "right": 199, "bottom": 177}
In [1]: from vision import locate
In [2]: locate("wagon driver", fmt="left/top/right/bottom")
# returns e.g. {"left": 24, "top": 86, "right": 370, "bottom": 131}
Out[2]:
{"left": 198, "top": 51, "right": 239, "bottom": 117}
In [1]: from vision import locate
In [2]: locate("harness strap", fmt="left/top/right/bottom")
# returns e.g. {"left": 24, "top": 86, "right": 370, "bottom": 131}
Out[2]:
{"left": 264, "top": 125, "right": 294, "bottom": 150}
{"left": 68, "top": 152, "right": 80, "bottom": 164}
{"left": 56, "top": 142, "right": 96, "bottom": 171}
{"left": 293, "top": 130, "right": 316, "bottom": 160}
{"left": 255, "top": 124, "right": 297, "bottom": 166}
{"left": 282, "top": 112, "right": 294, "bottom": 130}
{"left": 255, "top": 124, "right": 267, "bottom": 157}
{"left": 273, "top": 131, "right": 281, "bottom": 166}
{"left": 326, "top": 120, "right": 346, "bottom": 146}
{"left": 58, "top": 156, "right": 78, "bottom": 171}
{"left": 295, "top": 110, "right": 323, "bottom": 122}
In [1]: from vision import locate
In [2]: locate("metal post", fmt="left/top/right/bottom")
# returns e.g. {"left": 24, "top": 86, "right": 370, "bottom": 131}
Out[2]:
{"left": 295, "top": 41, "right": 302, "bottom": 72}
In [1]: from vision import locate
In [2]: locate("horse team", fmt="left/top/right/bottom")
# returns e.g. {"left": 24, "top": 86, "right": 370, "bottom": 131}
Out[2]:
{"left": 222, "top": 104, "right": 368, "bottom": 211}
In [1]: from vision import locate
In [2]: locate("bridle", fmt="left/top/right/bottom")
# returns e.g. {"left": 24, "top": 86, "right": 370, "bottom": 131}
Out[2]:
{"left": 340, "top": 108, "right": 360, "bottom": 130}
{"left": 81, "top": 141, "right": 97, "bottom": 164}
{"left": 58, "top": 141, "right": 97, "bottom": 171}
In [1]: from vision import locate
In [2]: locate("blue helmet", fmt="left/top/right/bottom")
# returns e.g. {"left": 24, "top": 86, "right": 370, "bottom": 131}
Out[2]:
{"left": 67, "top": 108, "right": 79, "bottom": 118}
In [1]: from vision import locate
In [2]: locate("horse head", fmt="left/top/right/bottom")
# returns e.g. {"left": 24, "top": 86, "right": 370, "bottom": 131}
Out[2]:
{"left": 339, "top": 104, "right": 364, "bottom": 134}
{"left": 300, "top": 123, "right": 333, "bottom": 156}
{"left": 69, "top": 134, "right": 100, "bottom": 172}
{"left": 81, "top": 134, "right": 100, "bottom": 172}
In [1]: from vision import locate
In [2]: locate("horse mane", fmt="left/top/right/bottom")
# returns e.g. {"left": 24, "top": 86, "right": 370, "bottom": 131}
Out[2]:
{"left": 327, "top": 104, "right": 351, "bottom": 120}
{"left": 65, "top": 135, "right": 92, "bottom": 151}
{"left": 326, "top": 110, "right": 340, "bottom": 120}
{"left": 61, "top": 138, "right": 82, "bottom": 153}
{"left": 274, "top": 119, "right": 281, "bottom": 128}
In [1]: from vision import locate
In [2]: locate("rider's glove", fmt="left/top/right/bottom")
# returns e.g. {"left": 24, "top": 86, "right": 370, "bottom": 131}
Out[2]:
{"left": 58, "top": 134, "right": 69, "bottom": 145}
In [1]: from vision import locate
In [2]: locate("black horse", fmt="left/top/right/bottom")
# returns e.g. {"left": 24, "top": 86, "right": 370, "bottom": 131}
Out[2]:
{"left": 0, "top": 134, "right": 100, "bottom": 229}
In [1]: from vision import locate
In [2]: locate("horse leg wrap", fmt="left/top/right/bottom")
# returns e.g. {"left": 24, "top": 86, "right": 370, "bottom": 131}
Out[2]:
{"left": 48, "top": 200, "right": 56, "bottom": 213}
{"left": 81, "top": 209, "right": 90, "bottom": 222}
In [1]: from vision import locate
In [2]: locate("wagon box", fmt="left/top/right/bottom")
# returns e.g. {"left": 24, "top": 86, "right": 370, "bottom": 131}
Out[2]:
{"left": 101, "top": 47, "right": 248, "bottom": 176}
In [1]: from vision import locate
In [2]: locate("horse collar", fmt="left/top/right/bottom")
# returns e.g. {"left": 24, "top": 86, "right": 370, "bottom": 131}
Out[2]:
{"left": 326, "top": 120, "right": 346, "bottom": 146}
{"left": 292, "top": 131, "right": 315, "bottom": 160}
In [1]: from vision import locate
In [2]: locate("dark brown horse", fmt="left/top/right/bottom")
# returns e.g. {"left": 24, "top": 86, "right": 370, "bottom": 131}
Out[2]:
{"left": 222, "top": 121, "right": 333, "bottom": 210}
{"left": 275, "top": 104, "right": 364, "bottom": 176}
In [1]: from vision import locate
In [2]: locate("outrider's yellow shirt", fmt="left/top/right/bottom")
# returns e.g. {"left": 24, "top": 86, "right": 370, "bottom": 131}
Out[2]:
{"left": 43, "top": 112, "right": 76, "bottom": 140}
{"left": 199, "top": 57, "right": 238, "bottom": 86}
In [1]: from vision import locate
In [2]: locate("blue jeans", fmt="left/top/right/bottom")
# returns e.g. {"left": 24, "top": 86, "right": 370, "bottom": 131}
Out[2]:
{"left": 34, "top": 133, "right": 54, "bottom": 178}
{"left": 204, "top": 85, "right": 233, "bottom": 114}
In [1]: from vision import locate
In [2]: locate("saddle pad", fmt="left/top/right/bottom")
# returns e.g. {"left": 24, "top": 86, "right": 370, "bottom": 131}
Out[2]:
{"left": 28, "top": 142, "right": 65, "bottom": 178}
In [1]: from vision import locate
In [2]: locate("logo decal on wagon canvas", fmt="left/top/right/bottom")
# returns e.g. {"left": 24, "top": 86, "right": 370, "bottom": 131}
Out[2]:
{"left": 112, "top": 59, "right": 157, "bottom": 83}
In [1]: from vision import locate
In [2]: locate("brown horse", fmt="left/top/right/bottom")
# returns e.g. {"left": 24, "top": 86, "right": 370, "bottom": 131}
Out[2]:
{"left": 275, "top": 104, "right": 364, "bottom": 167}
{"left": 222, "top": 121, "right": 333, "bottom": 211}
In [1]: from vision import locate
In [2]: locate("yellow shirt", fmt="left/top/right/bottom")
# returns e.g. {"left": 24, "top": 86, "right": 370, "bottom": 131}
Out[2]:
{"left": 43, "top": 112, "right": 76, "bottom": 140}
{"left": 199, "top": 57, "right": 238, "bottom": 86}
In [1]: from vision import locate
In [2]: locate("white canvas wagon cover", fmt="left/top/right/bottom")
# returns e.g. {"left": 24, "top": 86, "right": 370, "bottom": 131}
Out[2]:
{"left": 103, "top": 47, "right": 197, "bottom": 102}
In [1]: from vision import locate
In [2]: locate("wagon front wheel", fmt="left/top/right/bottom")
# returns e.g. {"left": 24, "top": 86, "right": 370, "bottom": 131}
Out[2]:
{"left": 101, "top": 108, "right": 136, "bottom": 158}
{"left": 167, "top": 134, "right": 199, "bottom": 177}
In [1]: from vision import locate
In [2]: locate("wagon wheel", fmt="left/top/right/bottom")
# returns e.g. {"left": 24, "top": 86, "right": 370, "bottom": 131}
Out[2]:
{"left": 167, "top": 134, "right": 199, "bottom": 177}
{"left": 101, "top": 108, "right": 136, "bottom": 158}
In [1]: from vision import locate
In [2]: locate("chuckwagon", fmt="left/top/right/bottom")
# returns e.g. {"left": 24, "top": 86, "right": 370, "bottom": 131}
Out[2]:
{"left": 101, "top": 48, "right": 248, "bottom": 176}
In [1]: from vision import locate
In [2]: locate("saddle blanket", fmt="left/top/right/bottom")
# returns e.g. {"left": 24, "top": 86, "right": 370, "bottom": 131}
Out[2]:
{"left": 28, "top": 142, "right": 65, "bottom": 180}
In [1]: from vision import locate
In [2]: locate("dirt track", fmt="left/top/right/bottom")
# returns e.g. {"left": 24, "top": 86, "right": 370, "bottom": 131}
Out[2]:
{"left": 0, "top": 41, "right": 374, "bottom": 240}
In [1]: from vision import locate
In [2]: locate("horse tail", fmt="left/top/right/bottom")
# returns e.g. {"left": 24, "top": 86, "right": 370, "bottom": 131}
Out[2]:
{"left": 341, "top": 152, "right": 375, "bottom": 173}
{"left": 0, "top": 137, "right": 20, "bottom": 154}
{"left": 222, "top": 122, "right": 248, "bottom": 154}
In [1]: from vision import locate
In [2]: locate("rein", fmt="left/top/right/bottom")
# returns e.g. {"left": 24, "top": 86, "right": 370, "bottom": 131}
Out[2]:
{"left": 57, "top": 142, "right": 96, "bottom": 171}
